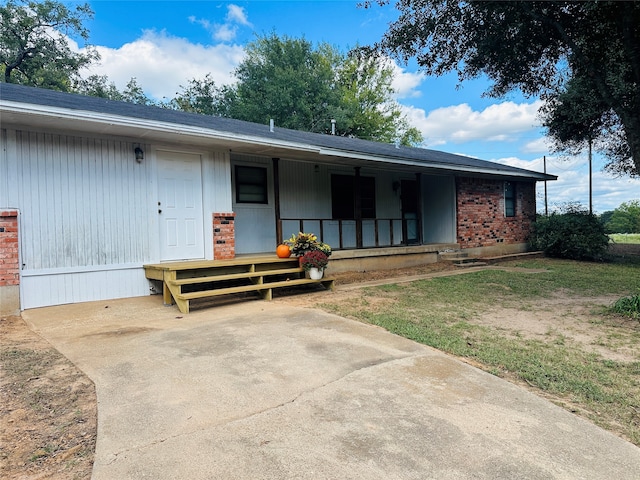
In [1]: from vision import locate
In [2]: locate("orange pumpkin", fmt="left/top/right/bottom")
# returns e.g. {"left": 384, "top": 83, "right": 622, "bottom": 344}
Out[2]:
{"left": 276, "top": 244, "right": 291, "bottom": 258}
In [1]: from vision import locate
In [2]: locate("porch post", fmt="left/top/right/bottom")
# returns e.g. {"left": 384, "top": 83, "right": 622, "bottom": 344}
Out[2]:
{"left": 273, "top": 158, "right": 282, "bottom": 244}
{"left": 416, "top": 172, "right": 424, "bottom": 244}
{"left": 354, "top": 167, "right": 363, "bottom": 248}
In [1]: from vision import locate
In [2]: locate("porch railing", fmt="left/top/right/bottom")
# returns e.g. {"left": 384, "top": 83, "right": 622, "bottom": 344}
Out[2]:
{"left": 278, "top": 218, "right": 420, "bottom": 250}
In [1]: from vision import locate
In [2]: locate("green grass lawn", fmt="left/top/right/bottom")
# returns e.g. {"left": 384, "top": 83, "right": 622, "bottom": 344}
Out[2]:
{"left": 610, "top": 233, "right": 640, "bottom": 244}
{"left": 320, "top": 258, "right": 640, "bottom": 446}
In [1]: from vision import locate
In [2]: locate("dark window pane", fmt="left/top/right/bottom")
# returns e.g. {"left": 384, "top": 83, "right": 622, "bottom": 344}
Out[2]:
{"left": 236, "top": 166, "right": 267, "bottom": 204}
{"left": 331, "top": 175, "right": 354, "bottom": 219}
{"left": 360, "top": 176, "right": 376, "bottom": 219}
{"left": 505, "top": 182, "right": 515, "bottom": 217}
{"left": 331, "top": 174, "right": 376, "bottom": 219}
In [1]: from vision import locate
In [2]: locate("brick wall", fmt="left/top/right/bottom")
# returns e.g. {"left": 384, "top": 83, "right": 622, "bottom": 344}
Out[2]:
{"left": 456, "top": 178, "right": 536, "bottom": 249}
{"left": 213, "top": 212, "right": 236, "bottom": 260}
{"left": 0, "top": 210, "right": 20, "bottom": 287}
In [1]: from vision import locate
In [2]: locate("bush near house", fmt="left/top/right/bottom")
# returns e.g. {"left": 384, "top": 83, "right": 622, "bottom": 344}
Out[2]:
{"left": 530, "top": 210, "right": 609, "bottom": 260}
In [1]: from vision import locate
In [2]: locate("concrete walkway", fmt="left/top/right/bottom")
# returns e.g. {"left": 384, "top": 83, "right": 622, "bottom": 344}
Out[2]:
{"left": 24, "top": 295, "right": 640, "bottom": 480}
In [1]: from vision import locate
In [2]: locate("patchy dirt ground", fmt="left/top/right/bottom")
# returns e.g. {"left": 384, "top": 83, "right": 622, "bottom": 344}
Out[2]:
{"left": 1, "top": 245, "right": 638, "bottom": 479}
{"left": 0, "top": 315, "right": 97, "bottom": 480}
{"left": 287, "top": 267, "right": 639, "bottom": 365}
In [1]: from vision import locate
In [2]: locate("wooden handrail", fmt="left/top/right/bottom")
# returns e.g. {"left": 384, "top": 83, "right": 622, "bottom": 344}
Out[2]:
{"left": 278, "top": 217, "right": 411, "bottom": 249}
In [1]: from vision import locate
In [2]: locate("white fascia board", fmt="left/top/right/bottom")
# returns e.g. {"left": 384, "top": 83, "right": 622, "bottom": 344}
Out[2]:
{"left": 0, "top": 101, "right": 320, "bottom": 154}
{"left": 2, "top": 101, "right": 552, "bottom": 180}
{"left": 317, "top": 148, "right": 551, "bottom": 180}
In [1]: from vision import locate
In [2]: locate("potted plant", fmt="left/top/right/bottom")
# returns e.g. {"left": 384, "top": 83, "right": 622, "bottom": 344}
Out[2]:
{"left": 285, "top": 232, "right": 320, "bottom": 257}
{"left": 300, "top": 250, "right": 329, "bottom": 279}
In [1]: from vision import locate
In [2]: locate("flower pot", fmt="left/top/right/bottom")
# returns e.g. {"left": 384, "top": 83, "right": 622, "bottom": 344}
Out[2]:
{"left": 308, "top": 267, "right": 324, "bottom": 280}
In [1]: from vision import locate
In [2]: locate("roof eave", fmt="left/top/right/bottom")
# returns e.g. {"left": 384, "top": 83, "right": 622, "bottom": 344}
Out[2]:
{"left": 1, "top": 100, "right": 557, "bottom": 181}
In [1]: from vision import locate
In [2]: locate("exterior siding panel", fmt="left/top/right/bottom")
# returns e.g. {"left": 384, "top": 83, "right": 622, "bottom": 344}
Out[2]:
{"left": 3, "top": 128, "right": 155, "bottom": 308}
{"left": 8, "top": 130, "right": 154, "bottom": 270}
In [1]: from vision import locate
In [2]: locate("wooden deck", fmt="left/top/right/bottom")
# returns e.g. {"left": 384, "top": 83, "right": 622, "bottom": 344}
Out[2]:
{"left": 143, "top": 256, "right": 334, "bottom": 313}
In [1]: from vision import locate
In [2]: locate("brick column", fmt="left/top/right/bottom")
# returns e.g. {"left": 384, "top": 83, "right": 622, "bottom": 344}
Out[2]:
{"left": 213, "top": 212, "right": 236, "bottom": 260}
{"left": 0, "top": 210, "right": 20, "bottom": 316}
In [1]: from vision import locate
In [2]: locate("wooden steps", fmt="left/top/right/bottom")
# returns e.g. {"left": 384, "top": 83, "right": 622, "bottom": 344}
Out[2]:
{"left": 144, "top": 256, "right": 334, "bottom": 313}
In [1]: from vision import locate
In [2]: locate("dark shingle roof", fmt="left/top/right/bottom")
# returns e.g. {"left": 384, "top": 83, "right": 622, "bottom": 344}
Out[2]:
{"left": 0, "top": 83, "right": 554, "bottom": 180}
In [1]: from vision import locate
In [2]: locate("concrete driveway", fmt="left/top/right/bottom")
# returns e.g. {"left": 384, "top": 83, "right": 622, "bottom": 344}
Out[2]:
{"left": 24, "top": 296, "right": 640, "bottom": 480}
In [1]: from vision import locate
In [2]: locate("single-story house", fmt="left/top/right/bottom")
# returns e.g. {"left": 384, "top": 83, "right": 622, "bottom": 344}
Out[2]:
{"left": 0, "top": 82, "right": 555, "bottom": 314}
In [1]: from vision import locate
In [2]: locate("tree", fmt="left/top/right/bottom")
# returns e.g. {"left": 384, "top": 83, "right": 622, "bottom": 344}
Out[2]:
{"left": 175, "top": 33, "right": 422, "bottom": 145}
{"left": 170, "top": 74, "right": 232, "bottom": 116}
{"left": 363, "top": 1, "right": 640, "bottom": 176}
{"left": 0, "top": 0, "right": 98, "bottom": 91}
{"left": 336, "top": 51, "right": 422, "bottom": 145}
{"left": 606, "top": 200, "right": 640, "bottom": 234}
{"left": 225, "top": 33, "right": 342, "bottom": 133}
{"left": 73, "top": 75, "right": 153, "bottom": 105}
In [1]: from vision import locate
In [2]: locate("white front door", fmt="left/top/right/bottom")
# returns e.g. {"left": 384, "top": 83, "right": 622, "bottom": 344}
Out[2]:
{"left": 157, "top": 151, "right": 205, "bottom": 261}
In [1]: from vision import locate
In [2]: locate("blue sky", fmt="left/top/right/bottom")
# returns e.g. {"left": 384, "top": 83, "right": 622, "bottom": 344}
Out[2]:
{"left": 66, "top": 0, "right": 638, "bottom": 213}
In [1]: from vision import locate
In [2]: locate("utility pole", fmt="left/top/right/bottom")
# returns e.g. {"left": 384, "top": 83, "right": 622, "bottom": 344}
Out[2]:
{"left": 543, "top": 155, "right": 548, "bottom": 216}
{"left": 588, "top": 138, "right": 593, "bottom": 214}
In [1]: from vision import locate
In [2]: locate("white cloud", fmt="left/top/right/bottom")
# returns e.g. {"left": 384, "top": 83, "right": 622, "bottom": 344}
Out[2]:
{"left": 226, "top": 5, "right": 252, "bottom": 26}
{"left": 522, "top": 137, "right": 550, "bottom": 154}
{"left": 190, "top": 4, "right": 252, "bottom": 42}
{"left": 80, "top": 30, "right": 245, "bottom": 100}
{"left": 214, "top": 24, "right": 238, "bottom": 42}
{"left": 403, "top": 101, "right": 543, "bottom": 146}
{"left": 387, "top": 61, "right": 424, "bottom": 99}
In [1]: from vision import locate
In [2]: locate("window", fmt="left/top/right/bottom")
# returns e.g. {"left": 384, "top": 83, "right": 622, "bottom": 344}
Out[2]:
{"left": 331, "top": 174, "right": 376, "bottom": 219}
{"left": 235, "top": 166, "right": 268, "bottom": 204}
{"left": 504, "top": 182, "right": 515, "bottom": 217}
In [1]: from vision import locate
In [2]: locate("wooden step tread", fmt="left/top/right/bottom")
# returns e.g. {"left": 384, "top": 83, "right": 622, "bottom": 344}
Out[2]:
{"left": 144, "top": 256, "right": 298, "bottom": 271}
{"left": 169, "top": 267, "right": 303, "bottom": 285}
{"left": 177, "top": 278, "right": 333, "bottom": 300}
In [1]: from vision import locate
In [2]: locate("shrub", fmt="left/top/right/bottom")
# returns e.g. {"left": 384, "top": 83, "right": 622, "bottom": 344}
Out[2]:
{"left": 611, "top": 289, "right": 640, "bottom": 320}
{"left": 530, "top": 208, "right": 609, "bottom": 260}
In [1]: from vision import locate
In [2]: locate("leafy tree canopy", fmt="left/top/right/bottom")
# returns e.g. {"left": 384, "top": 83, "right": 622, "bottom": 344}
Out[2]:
{"left": 172, "top": 33, "right": 423, "bottom": 145}
{"left": 74, "top": 75, "right": 155, "bottom": 105}
{"left": 0, "top": 0, "right": 98, "bottom": 91}
{"left": 364, "top": 1, "right": 640, "bottom": 176}
{"left": 606, "top": 200, "right": 640, "bottom": 234}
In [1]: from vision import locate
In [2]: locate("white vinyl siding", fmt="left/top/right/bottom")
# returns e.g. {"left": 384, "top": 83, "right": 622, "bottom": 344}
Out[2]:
{"left": 1, "top": 128, "right": 232, "bottom": 309}
{"left": 231, "top": 155, "right": 276, "bottom": 254}
{"left": 7, "top": 130, "right": 153, "bottom": 270}
{"left": 422, "top": 175, "right": 456, "bottom": 243}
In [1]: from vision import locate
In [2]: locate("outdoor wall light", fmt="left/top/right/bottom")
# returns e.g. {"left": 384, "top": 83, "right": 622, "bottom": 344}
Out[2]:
{"left": 134, "top": 146, "right": 144, "bottom": 163}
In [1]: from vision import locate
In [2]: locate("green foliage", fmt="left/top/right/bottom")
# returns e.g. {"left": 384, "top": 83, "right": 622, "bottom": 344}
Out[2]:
{"left": 228, "top": 33, "right": 340, "bottom": 133}
{"left": 169, "top": 73, "right": 231, "bottom": 115}
{"left": 284, "top": 231, "right": 331, "bottom": 257}
{"left": 364, "top": 1, "right": 640, "bottom": 176}
{"left": 173, "top": 33, "right": 423, "bottom": 145}
{"left": 605, "top": 200, "right": 640, "bottom": 234}
{"left": 611, "top": 289, "right": 640, "bottom": 320}
{"left": 335, "top": 51, "right": 422, "bottom": 145}
{"left": 0, "top": 0, "right": 98, "bottom": 91}
{"left": 73, "top": 75, "right": 154, "bottom": 105}
{"left": 530, "top": 206, "right": 610, "bottom": 260}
